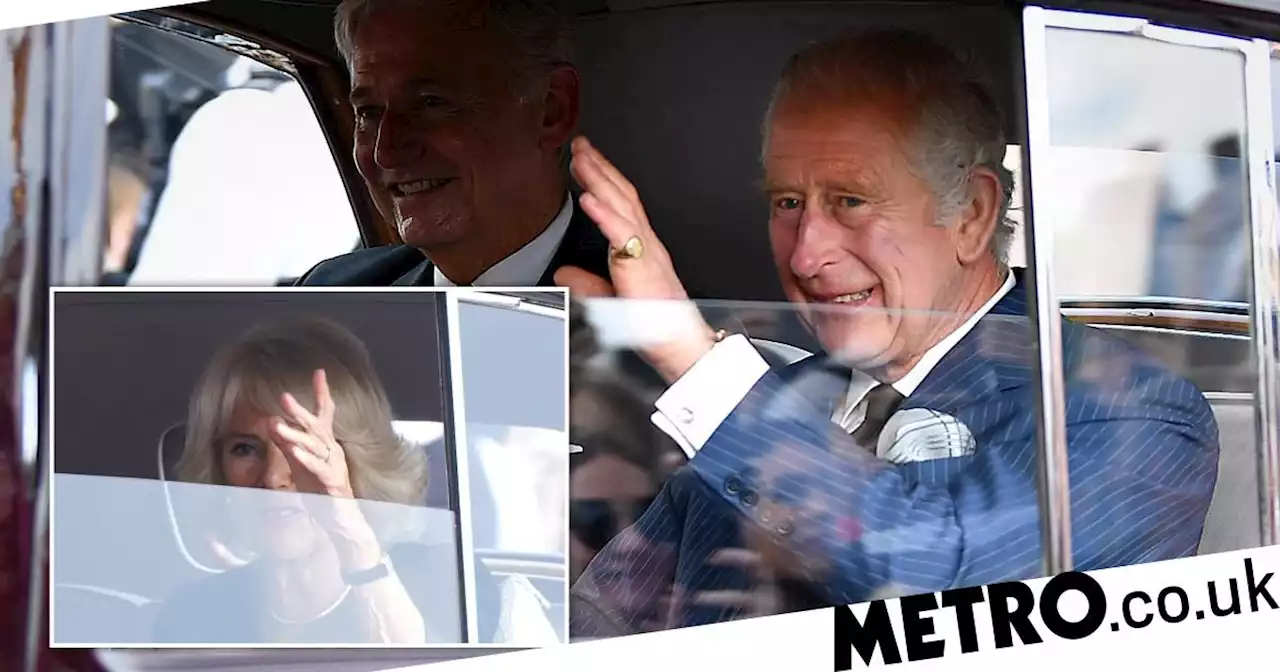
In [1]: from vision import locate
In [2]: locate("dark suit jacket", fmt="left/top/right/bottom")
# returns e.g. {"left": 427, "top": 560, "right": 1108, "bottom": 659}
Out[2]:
{"left": 293, "top": 198, "right": 610, "bottom": 286}
{"left": 569, "top": 272, "right": 1220, "bottom": 637}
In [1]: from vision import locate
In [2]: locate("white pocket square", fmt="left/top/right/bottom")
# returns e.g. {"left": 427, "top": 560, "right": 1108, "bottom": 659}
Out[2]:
{"left": 876, "top": 408, "right": 977, "bottom": 464}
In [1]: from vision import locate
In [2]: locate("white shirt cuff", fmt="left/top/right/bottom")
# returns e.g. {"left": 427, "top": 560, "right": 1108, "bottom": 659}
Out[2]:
{"left": 650, "top": 334, "right": 771, "bottom": 458}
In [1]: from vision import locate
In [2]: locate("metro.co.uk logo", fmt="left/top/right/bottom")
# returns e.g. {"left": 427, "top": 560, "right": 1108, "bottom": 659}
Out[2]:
{"left": 834, "top": 557, "right": 1276, "bottom": 669}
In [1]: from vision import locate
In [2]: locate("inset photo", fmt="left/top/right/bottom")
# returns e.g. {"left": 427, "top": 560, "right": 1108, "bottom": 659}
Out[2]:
{"left": 49, "top": 288, "right": 569, "bottom": 648}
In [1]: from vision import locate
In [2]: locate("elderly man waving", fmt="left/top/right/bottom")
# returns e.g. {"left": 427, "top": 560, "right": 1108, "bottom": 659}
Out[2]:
{"left": 563, "top": 28, "right": 1219, "bottom": 636}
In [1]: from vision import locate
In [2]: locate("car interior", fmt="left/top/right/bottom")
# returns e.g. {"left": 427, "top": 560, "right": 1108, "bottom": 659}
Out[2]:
{"left": 142, "top": 0, "right": 1266, "bottom": 579}
{"left": 49, "top": 291, "right": 569, "bottom": 647}
{"left": 65, "top": 0, "right": 1280, "bottom": 667}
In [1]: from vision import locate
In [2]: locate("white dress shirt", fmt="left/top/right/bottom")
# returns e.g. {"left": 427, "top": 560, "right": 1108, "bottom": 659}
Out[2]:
{"left": 652, "top": 271, "right": 1016, "bottom": 458}
{"left": 433, "top": 195, "right": 574, "bottom": 287}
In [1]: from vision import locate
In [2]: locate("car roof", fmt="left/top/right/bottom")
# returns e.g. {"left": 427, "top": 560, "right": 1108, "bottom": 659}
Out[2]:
{"left": 176, "top": 0, "right": 1280, "bottom": 60}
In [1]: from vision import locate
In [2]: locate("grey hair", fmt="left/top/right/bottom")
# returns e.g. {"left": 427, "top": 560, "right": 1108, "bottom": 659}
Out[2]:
{"left": 176, "top": 317, "right": 428, "bottom": 539}
{"left": 334, "top": 0, "right": 574, "bottom": 96}
{"left": 763, "top": 29, "right": 1017, "bottom": 266}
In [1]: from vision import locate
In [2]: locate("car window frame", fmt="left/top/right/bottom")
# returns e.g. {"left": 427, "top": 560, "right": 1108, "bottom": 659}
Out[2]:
{"left": 1020, "top": 5, "right": 1280, "bottom": 564}
{"left": 442, "top": 291, "right": 571, "bottom": 645}
{"left": 38, "top": 289, "right": 474, "bottom": 648}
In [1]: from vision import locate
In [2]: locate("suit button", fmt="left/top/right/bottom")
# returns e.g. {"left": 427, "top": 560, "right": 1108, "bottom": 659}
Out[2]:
{"left": 740, "top": 489, "right": 759, "bottom": 507}
{"left": 776, "top": 520, "right": 794, "bottom": 536}
{"left": 725, "top": 476, "right": 743, "bottom": 495}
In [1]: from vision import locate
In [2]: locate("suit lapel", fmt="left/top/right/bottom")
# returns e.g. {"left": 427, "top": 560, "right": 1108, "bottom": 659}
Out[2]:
{"left": 775, "top": 354, "right": 854, "bottom": 420}
{"left": 538, "top": 198, "right": 611, "bottom": 285}
{"left": 393, "top": 257, "right": 434, "bottom": 286}
{"left": 900, "top": 270, "right": 1033, "bottom": 416}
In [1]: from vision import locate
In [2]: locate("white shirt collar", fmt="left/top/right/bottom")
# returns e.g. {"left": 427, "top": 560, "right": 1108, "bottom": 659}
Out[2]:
{"left": 433, "top": 195, "right": 574, "bottom": 287}
{"left": 835, "top": 270, "right": 1016, "bottom": 429}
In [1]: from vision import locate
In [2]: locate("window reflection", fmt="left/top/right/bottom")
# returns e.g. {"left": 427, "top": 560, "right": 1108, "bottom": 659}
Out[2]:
{"left": 1043, "top": 29, "right": 1249, "bottom": 303}
{"left": 50, "top": 292, "right": 461, "bottom": 646}
{"left": 1037, "top": 23, "right": 1263, "bottom": 558}
{"left": 454, "top": 299, "right": 569, "bottom": 644}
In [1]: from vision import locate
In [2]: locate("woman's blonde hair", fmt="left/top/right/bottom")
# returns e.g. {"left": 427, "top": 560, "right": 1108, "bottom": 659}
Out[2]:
{"left": 175, "top": 317, "right": 428, "bottom": 512}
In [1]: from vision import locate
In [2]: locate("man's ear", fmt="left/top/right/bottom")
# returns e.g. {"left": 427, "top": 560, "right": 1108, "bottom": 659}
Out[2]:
{"left": 952, "top": 165, "right": 1002, "bottom": 265}
{"left": 540, "top": 64, "right": 581, "bottom": 152}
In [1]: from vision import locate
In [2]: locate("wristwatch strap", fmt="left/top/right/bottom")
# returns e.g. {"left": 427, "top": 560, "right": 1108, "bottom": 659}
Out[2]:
{"left": 343, "top": 555, "right": 393, "bottom": 586}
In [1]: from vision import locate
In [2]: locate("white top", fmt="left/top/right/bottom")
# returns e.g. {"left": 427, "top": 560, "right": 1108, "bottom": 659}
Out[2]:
{"left": 652, "top": 271, "right": 1016, "bottom": 458}
{"left": 433, "top": 195, "right": 574, "bottom": 287}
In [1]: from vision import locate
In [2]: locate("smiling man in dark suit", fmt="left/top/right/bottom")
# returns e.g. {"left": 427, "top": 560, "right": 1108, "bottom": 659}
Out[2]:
{"left": 297, "top": 0, "right": 609, "bottom": 287}
{"left": 560, "top": 28, "right": 1220, "bottom": 636}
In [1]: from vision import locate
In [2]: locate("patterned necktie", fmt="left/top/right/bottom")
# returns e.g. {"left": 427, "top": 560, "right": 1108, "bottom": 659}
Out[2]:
{"left": 850, "top": 383, "right": 907, "bottom": 452}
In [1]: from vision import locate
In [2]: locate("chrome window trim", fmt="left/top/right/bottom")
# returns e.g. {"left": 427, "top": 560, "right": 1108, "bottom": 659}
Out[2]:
{"left": 1205, "top": 391, "right": 1257, "bottom": 403}
{"left": 1061, "top": 307, "right": 1253, "bottom": 325}
{"left": 1244, "top": 38, "right": 1280, "bottom": 546}
{"left": 1060, "top": 295, "right": 1250, "bottom": 312}
{"left": 1039, "top": 7, "right": 1253, "bottom": 52}
{"left": 443, "top": 294, "right": 482, "bottom": 644}
{"left": 456, "top": 290, "right": 568, "bottom": 319}
{"left": 1089, "top": 323, "right": 1253, "bottom": 341}
{"left": 1021, "top": 5, "right": 1075, "bottom": 576}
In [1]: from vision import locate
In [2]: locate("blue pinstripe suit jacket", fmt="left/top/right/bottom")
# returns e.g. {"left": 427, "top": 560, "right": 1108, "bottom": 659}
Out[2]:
{"left": 570, "top": 277, "right": 1220, "bottom": 637}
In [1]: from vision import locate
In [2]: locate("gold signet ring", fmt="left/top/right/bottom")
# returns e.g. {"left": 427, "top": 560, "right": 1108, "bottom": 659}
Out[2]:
{"left": 612, "top": 236, "right": 644, "bottom": 260}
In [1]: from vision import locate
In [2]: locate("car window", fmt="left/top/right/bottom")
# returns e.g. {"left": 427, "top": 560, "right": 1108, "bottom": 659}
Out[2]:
{"left": 49, "top": 291, "right": 468, "bottom": 645}
{"left": 1027, "top": 8, "right": 1274, "bottom": 558}
{"left": 104, "top": 16, "right": 360, "bottom": 287}
{"left": 565, "top": 4, "right": 1278, "bottom": 643}
{"left": 450, "top": 294, "right": 569, "bottom": 645}
{"left": 1037, "top": 22, "right": 1250, "bottom": 305}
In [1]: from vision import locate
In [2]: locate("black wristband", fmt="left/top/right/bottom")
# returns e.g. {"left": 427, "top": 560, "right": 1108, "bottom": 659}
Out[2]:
{"left": 343, "top": 558, "right": 391, "bottom": 586}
